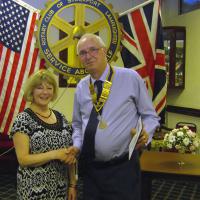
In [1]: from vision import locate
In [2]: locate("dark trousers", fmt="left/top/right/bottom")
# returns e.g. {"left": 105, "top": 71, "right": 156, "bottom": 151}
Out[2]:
{"left": 82, "top": 151, "right": 141, "bottom": 200}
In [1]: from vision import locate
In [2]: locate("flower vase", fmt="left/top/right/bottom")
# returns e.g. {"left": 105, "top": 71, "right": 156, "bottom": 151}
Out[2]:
{"left": 163, "top": 147, "right": 178, "bottom": 153}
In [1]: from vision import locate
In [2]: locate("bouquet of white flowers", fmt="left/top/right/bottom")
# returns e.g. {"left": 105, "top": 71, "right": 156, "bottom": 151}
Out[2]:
{"left": 163, "top": 126, "right": 200, "bottom": 154}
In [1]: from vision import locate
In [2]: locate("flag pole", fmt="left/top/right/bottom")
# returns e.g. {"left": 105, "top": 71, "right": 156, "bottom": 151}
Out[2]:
{"left": 15, "top": 0, "right": 39, "bottom": 12}
{"left": 119, "top": 0, "right": 155, "bottom": 17}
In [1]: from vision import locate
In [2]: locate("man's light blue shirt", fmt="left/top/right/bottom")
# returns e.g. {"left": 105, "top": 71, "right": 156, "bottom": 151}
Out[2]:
{"left": 72, "top": 65, "right": 160, "bottom": 161}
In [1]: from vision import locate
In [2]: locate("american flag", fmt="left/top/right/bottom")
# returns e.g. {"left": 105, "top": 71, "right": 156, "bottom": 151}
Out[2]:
{"left": 0, "top": 0, "right": 44, "bottom": 134}
{"left": 119, "top": 0, "right": 167, "bottom": 123}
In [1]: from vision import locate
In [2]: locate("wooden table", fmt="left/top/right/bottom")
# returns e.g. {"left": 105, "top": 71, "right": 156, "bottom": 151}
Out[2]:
{"left": 140, "top": 151, "right": 200, "bottom": 200}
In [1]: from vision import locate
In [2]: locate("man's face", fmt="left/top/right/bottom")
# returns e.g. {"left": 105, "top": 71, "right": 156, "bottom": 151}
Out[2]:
{"left": 77, "top": 38, "right": 107, "bottom": 73}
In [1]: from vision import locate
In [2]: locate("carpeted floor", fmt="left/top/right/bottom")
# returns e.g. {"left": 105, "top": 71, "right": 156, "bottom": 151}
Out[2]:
{"left": 151, "top": 179, "right": 200, "bottom": 200}
{"left": 0, "top": 171, "right": 16, "bottom": 200}
{"left": 1, "top": 168, "right": 200, "bottom": 200}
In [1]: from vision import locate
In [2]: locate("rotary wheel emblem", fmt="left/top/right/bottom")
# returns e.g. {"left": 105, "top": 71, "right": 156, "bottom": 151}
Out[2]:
{"left": 36, "top": 0, "right": 121, "bottom": 80}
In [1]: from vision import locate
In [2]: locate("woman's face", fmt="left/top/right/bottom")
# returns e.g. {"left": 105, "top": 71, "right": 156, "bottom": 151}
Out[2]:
{"left": 32, "top": 81, "right": 54, "bottom": 107}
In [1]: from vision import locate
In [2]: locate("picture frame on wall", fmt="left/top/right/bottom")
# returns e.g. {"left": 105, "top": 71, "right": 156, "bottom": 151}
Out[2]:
{"left": 179, "top": 0, "right": 200, "bottom": 14}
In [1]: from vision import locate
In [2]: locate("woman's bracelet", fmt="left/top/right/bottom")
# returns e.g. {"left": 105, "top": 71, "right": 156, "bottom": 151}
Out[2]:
{"left": 69, "top": 183, "right": 77, "bottom": 189}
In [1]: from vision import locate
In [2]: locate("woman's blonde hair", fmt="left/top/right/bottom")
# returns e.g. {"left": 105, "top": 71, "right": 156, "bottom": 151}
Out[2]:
{"left": 23, "top": 69, "right": 58, "bottom": 102}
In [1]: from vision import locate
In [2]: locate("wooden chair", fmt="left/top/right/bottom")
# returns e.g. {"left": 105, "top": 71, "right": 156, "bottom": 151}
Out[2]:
{"left": 0, "top": 134, "right": 18, "bottom": 172}
{"left": 176, "top": 122, "right": 197, "bottom": 132}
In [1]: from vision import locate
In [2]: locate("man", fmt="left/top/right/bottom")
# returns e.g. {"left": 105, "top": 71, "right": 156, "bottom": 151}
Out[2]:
{"left": 71, "top": 33, "right": 160, "bottom": 200}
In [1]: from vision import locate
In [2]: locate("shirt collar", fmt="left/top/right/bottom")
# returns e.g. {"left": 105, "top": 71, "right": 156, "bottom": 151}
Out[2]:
{"left": 91, "top": 64, "right": 110, "bottom": 83}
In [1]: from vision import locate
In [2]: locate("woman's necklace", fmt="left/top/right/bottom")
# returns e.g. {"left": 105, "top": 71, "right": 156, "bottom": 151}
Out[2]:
{"left": 34, "top": 109, "right": 52, "bottom": 119}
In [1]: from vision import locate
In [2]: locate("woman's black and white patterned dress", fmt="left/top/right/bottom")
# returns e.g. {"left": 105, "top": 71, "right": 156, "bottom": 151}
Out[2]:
{"left": 10, "top": 108, "right": 73, "bottom": 200}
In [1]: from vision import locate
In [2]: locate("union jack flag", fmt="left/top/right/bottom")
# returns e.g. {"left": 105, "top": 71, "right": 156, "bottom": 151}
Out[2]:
{"left": 119, "top": 0, "right": 167, "bottom": 123}
{"left": 0, "top": 0, "right": 44, "bottom": 134}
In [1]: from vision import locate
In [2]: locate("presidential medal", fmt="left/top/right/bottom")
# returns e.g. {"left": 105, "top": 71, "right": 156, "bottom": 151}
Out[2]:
{"left": 99, "top": 119, "right": 108, "bottom": 129}
{"left": 97, "top": 115, "right": 108, "bottom": 129}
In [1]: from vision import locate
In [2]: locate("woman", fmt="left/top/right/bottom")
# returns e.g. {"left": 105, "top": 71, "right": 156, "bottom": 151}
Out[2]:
{"left": 10, "top": 69, "right": 77, "bottom": 200}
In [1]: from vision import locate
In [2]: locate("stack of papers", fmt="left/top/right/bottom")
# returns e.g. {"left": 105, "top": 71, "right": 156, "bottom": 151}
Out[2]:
{"left": 129, "top": 116, "right": 142, "bottom": 159}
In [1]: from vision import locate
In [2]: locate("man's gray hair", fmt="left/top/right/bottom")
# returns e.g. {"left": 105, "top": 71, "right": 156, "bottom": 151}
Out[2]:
{"left": 77, "top": 33, "right": 106, "bottom": 54}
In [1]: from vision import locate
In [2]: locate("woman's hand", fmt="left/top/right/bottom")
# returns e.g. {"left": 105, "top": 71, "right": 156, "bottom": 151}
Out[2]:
{"left": 63, "top": 146, "right": 80, "bottom": 164}
{"left": 54, "top": 148, "right": 76, "bottom": 164}
{"left": 67, "top": 146, "right": 80, "bottom": 157}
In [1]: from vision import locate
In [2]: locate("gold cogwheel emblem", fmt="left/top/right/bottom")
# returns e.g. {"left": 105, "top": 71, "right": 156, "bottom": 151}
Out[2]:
{"left": 36, "top": 0, "right": 121, "bottom": 80}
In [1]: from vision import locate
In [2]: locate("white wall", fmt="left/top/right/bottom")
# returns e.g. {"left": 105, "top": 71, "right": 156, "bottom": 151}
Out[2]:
{"left": 23, "top": 0, "right": 146, "bottom": 13}
{"left": 162, "top": 0, "right": 200, "bottom": 131}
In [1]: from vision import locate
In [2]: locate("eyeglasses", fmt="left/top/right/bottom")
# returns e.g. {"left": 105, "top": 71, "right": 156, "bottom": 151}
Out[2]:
{"left": 78, "top": 47, "right": 101, "bottom": 58}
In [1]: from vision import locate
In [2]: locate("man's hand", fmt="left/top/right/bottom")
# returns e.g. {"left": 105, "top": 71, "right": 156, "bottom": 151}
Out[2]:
{"left": 55, "top": 148, "right": 76, "bottom": 164}
{"left": 62, "top": 146, "right": 80, "bottom": 165}
{"left": 135, "top": 129, "right": 149, "bottom": 150}
{"left": 66, "top": 146, "right": 80, "bottom": 157}
{"left": 130, "top": 128, "right": 136, "bottom": 137}
{"left": 130, "top": 128, "right": 149, "bottom": 150}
